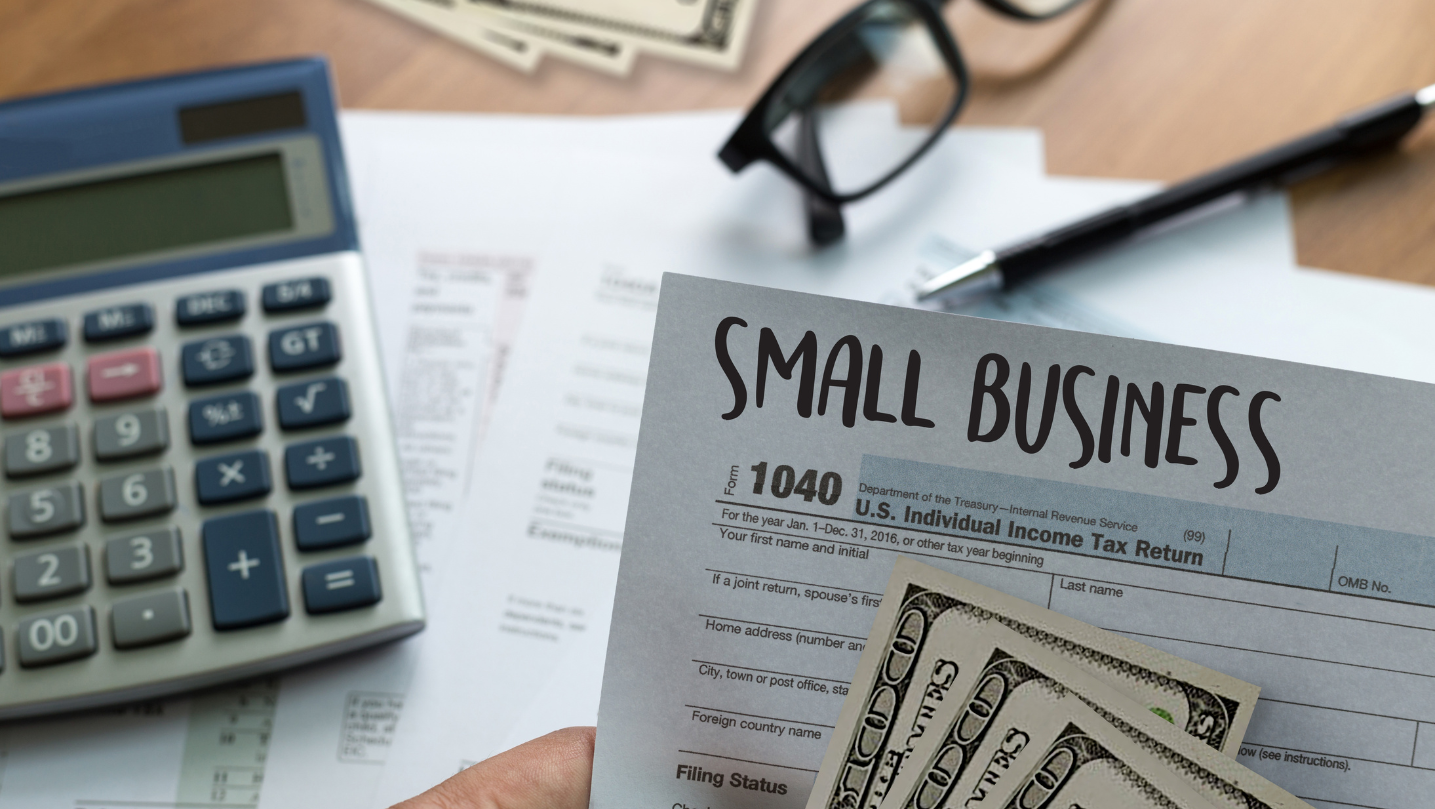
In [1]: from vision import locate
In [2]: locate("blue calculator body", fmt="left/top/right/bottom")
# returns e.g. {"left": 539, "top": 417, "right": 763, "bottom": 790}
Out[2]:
{"left": 0, "top": 59, "right": 424, "bottom": 718}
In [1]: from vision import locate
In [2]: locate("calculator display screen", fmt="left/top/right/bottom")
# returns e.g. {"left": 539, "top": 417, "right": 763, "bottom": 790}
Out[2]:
{"left": 0, "top": 153, "right": 294, "bottom": 277}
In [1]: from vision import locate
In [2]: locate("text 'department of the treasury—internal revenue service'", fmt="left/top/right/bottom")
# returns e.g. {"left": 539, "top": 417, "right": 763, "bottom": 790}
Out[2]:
{"left": 591, "top": 274, "right": 1435, "bottom": 809}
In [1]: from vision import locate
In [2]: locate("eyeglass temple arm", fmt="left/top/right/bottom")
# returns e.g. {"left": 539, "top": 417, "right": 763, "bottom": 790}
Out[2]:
{"left": 797, "top": 108, "right": 846, "bottom": 246}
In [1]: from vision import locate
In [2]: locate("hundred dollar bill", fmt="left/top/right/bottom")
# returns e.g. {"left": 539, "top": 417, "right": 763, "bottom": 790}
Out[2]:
{"left": 884, "top": 624, "right": 1310, "bottom": 809}
{"left": 464, "top": 0, "right": 759, "bottom": 70}
{"left": 920, "top": 686, "right": 1224, "bottom": 809}
{"left": 807, "top": 557, "right": 1258, "bottom": 809}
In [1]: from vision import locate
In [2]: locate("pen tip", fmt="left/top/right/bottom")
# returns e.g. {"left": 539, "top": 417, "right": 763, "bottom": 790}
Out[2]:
{"left": 1418, "top": 83, "right": 1435, "bottom": 109}
{"left": 916, "top": 250, "right": 1002, "bottom": 303}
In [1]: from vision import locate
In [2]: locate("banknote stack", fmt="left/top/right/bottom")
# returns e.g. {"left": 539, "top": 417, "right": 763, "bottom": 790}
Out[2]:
{"left": 362, "top": 0, "right": 758, "bottom": 76}
{"left": 809, "top": 557, "right": 1310, "bottom": 809}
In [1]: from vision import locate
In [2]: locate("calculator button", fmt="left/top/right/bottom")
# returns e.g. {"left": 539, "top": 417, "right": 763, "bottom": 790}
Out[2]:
{"left": 276, "top": 377, "right": 351, "bottom": 429}
{"left": 181, "top": 335, "right": 255, "bottom": 386}
{"left": 285, "top": 437, "right": 360, "bottom": 490}
{"left": 189, "top": 391, "right": 263, "bottom": 444}
{"left": 294, "top": 496, "right": 371, "bottom": 551}
{"left": 112, "top": 589, "right": 192, "bottom": 649}
{"left": 18, "top": 606, "right": 98, "bottom": 667}
{"left": 262, "top": 277, "right": 331, "bottom": 312}
{"left": 0, "top": 318, "right": 67, "bottom": 357}
{"left": 99, "top": 467, "right": 177, "bottom": 522}
{"left": 106, "top": 528, "right": 184, "bottom": 584}
{"left": 195, "top": 450, "right": 271, "bottom": 505}
{"left": 4, "top": 423, "right": 80, "bottom": 477}
{"left": 176, "top": 290, "right": 245, "bottom": 326}
{"left": 0, "top": 363, "right": 73, "bottom": 419}
{"left": 13, "top": 545, "right": 91, "bottom": 602}
{"left": 83, "top": 303, "right": 154, "bottom": 342}
{"left": 269, "top": 323, "right": 341, "bottom": 372}
{"left": 87, "top": 347, "right": 163, "bottom": 402}
{"left": 202, "top": 510, "right": 289, "bottom": 630}
{"left": 302, "top": 557, "right": 381, "bottom": 614}
{"left": 93, "top": 407, "right": 170, "bottom": 461}
{"left": 8, "top": 481, "right": 85, "bottom": 539}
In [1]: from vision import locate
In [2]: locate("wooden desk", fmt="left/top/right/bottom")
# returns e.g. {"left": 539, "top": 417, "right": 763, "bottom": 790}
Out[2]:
{"left": 4, "top": 0, "right": 1434, "bottom": 284}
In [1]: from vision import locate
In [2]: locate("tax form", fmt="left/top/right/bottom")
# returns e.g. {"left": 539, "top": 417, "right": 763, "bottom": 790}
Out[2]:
{"left": 592, "top": 274, "right": 1435, "bottom": 809}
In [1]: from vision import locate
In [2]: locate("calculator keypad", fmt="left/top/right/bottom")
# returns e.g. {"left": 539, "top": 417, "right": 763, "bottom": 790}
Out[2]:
{"left": 83, "top": 303, "right": 154, "bottom": 343}
{"left": 13, "top": 545, "right": 91, "bottom": 602}
{"left": 195, "top": 450, "right": 272, "bottom": 504}
{"left": 276, "top": 377, "right": 350, "bottom": 429}
{"left": 202, "top": 510, "right": 289, "bottom": 630}
{"left": 98, "top": 467, "right": 177, "bottom": 522}
{"left": 8, "top": 481, "right": 85, "bottom": 538}
{"left": 285, "top": 437, "right": 360, "bottom": 490}
{"left": 87, "top": 347, "right": 163, "bottom": 402}
{"left": 94, "top": 408, "right": 170, "bottom": 460}
{"left": 111, "top": 589, "right": 192, "bottom": 649}
{"left": 0, "top": 362, "right": 73, "bottom": 418}
{"left": 4, "top": 423, "right": 80, "bottom": 477}
{"left": 105, "top": 528, "right": 184, "bottom": 585}
{"left": 18, "top": 606, "right": 98, "bottom": 667}
{"left": 294, "top": 496, "right": 371, "bottom": 550}
{"left": 176, "top": 290, "right": 245, "bottom": 326}
{"left": 302, "top": 556, "right": 381, "bottom": 614}
{"left": 269, "top": 323, "right": 341, "bottom": 372}
{"left": 0, "top": 318, "right": 67, "bottom": 357}
{"left": 181, "top": 335, "right": 254, "bottom": 386}
{"left": 189, "top": 391, "right": 263, "bottom": 444}
{"left": 262, "top": 277, "right": 330, "bottom": 312}
{"left": 0, "top": 264, "right": 414, "bottom": 715}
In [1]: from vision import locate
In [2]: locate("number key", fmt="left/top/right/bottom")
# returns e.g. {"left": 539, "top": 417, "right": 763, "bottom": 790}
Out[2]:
{"left": 7, "top": 481, "right": 84, "bottom": 538}
{"left": 99, "top": 467, "right": 177, "bottom": 522}
{"left": 14, "top": 545, "right": 91, "bottom": 602}
{"left": 4, "top": 423, "right": 79, "bottom": 477}
{"left": 94, "top": 407, "right": 170, "bottom": 461}
{"left": 105, "top": 527, "right": 184, "bottom": 584}
{"left": 18, "top": 606, "right": 97, "bottom": 667}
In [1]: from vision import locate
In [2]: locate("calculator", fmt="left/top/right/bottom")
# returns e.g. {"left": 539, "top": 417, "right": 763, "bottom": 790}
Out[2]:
{"left": 0, "top": 59, "right": 423, "bottom": 719}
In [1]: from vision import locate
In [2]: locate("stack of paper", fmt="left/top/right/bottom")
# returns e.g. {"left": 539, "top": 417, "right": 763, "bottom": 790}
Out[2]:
{"left": 361, "top": 0, "right": 758, "bottom": 76}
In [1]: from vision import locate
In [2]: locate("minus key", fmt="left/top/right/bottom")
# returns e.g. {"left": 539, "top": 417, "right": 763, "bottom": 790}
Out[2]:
{"left": 293, "top": 495, "right": 371, "bottom": 551}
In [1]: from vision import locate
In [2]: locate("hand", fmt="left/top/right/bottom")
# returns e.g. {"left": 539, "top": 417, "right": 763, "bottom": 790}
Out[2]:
{"left": 392, "top": 726, "right": 595, "bottom": 809}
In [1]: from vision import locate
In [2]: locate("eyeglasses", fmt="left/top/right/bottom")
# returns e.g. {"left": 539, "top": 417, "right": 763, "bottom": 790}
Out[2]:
{"left": 719, "top": 0, "right": 1092, "bottom": 245}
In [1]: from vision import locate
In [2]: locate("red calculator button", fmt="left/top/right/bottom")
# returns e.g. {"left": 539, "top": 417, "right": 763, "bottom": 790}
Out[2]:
{"left": 1, "top": 363, "right": 73, "bottom": 418}
{"left": 88, "top": 347, "right": 163, "bottom": 402}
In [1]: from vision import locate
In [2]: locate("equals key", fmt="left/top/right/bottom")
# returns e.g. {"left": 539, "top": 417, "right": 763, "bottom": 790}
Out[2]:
{"left": 294, "top": 495, "right": 371, "bottom": 550}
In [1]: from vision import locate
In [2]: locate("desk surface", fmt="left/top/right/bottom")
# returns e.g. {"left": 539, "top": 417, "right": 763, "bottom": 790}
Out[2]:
{"left": 4, "top": 0, "right": 1434, "bottom": 285}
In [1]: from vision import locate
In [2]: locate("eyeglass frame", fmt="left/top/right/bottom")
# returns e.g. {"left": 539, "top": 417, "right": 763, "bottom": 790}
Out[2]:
{"left": 718, "top": 0, "right": 1088, "bottom": 207}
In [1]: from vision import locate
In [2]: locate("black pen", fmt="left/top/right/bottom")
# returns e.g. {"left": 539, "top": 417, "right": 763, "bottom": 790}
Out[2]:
{"left": 917, "top": 82, "right": 1435, "bottom": 302}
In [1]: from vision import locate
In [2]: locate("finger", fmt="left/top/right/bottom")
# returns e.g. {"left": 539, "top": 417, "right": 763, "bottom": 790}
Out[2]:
{"left": 393, "top": 725, "right": 596, "bottom": 809}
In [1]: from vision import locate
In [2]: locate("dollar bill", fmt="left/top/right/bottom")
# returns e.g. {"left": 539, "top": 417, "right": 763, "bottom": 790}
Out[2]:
{"left": 464, "top": 0, "right": 759, "bottom": 70}
{"left": 884, "top": 624, "right": 1311, "bottom": 809}
{"left": 363, "top": 0, "right": 637, "bottom": 75}
{"left": 363, "top": 0, "right": 542, "bottom": 72}
{"left": 857, "top": 660, "right": 1228, "bottom": 809}
{"left": 806, "top": 557, "right": 1259, "bottom": 809}
{"left": 469, "top": 6, "right": 637, "bottom": 75}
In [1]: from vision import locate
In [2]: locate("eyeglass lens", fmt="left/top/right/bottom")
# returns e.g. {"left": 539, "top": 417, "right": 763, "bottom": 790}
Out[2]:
{"left": 763, "top": 0, "right": 963, "bottom": 198}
